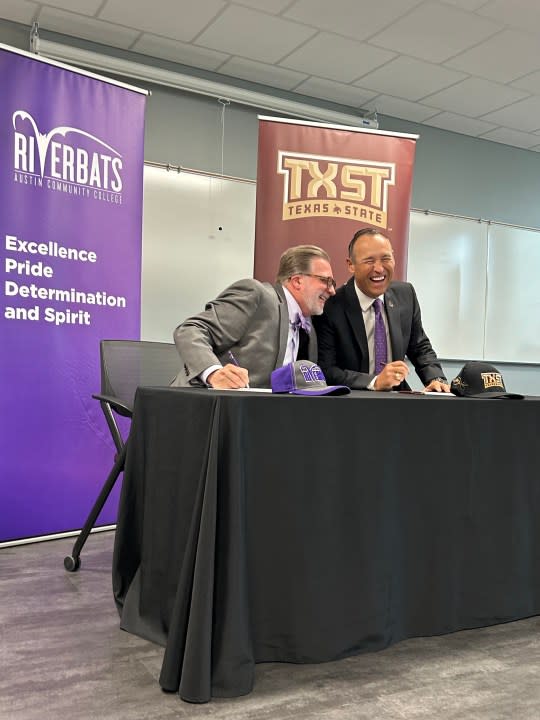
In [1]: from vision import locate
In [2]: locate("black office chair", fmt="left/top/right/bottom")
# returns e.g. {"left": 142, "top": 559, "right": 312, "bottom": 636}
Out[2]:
{"left": 63, "top": 339, "right": 182, "bottom": 571}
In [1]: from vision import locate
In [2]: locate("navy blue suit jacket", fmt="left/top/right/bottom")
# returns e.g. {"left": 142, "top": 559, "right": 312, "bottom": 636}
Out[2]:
{"left": 314, "top": 278, "right": 445, "bottom": 390}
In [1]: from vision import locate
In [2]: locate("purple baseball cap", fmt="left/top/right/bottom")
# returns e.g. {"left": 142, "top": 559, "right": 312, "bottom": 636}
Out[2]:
{"left": 271, "top": 361, "right": 350, "bottom": 396}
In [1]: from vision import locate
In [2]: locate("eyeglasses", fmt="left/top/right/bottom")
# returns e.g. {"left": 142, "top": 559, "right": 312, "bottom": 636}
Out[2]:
{"left": 298, "top": 273, "right": 337, "bottom": 290}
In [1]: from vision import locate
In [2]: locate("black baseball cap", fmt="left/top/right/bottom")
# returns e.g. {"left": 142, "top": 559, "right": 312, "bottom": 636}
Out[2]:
{"left": 450, "top": 361, "right": 523, "bottom": 399}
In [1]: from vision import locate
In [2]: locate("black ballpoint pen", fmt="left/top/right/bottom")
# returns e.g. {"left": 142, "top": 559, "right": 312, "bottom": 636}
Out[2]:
{"left": 228, "top": 350, "right": 250, "bottom": 388}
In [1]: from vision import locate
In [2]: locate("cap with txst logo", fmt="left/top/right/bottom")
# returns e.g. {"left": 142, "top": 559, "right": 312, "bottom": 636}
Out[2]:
{"left": 450, "top": 361, "right": 523, "bottom": 399}
{"left": 271, "top": 361, "right": 350, "bottom": 396}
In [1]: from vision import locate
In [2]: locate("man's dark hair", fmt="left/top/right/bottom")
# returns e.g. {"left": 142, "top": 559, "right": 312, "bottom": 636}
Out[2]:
{"left": 348, "top": 227, "right": 391, "bottom": 260}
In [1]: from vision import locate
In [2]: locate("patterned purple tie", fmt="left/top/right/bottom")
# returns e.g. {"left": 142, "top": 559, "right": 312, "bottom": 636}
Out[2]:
{"left": 373, "top": 299, "right": 387, "bottom": 374}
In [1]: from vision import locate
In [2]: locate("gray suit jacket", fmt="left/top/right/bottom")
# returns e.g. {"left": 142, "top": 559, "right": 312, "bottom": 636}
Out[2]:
{"left": 171, "top": 279, "right": 318, "bottom": 388}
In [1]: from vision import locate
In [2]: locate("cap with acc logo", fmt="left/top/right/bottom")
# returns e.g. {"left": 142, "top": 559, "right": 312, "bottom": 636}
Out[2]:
{"left": 271, "top": 361, "right": 350, "bottom": 396}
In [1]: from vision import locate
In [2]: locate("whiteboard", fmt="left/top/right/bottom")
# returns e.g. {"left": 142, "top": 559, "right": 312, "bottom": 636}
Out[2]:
{"left": 407, "top": 212, "right": 488, "bottom": 361}
{"left": 484, "top": 224, "right": 540, "bottom": 363}
{"left": 141, "top": 165, "right": 256, "bottom": 342}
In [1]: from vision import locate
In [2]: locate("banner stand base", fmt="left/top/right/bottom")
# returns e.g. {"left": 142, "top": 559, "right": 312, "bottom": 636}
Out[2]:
{"left": 0, "top": 524, "right": 115, "bottom": 549}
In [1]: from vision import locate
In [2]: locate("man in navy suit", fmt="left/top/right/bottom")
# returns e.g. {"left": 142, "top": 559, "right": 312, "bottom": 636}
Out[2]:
{"left": 314, "top": 228, "right": 450, "bottom": 392}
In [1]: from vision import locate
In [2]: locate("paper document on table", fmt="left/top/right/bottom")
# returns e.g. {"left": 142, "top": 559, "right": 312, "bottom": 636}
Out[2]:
{"left": 214, "top": 387, "right": 273, "bottom": 392}
{"left": 397, "top": 390, "right": 455, "bottom": 396}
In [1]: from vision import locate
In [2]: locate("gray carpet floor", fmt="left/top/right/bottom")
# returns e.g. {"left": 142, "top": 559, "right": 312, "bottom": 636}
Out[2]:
{"left": 2, "top": 530, "right": 540, "bottom": 720}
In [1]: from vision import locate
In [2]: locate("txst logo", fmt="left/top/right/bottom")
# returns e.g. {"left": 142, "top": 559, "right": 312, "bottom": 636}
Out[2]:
{"left": 12, "top": 110, "right": 123, "bottom": 203}
{"left": 480, "top": 372, "right": 505, "bottom": 390}
{"left": 298, "top": 363, "right": 325, "bottom": 384}
{"left": 278, "top": 151, "right": 395, "bottom": 229}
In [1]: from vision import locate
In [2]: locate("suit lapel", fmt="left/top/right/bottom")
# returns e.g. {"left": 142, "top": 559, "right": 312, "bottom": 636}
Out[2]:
{"left": 385, "top": 286, "right": 403, "bottom": 360}
{"left": 344, "top": 279, "right": 369, "bottom": 364}
{"left": 274, "top": 284, "right": 289, "bottom": 367}
{"left": 307, "top": 328, "right": 318, "bottom": 362}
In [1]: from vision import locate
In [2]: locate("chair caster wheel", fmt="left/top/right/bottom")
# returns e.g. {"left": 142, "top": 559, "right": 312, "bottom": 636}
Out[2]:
{"left": 64, "top": 555, "right": 81, "bottom": 572}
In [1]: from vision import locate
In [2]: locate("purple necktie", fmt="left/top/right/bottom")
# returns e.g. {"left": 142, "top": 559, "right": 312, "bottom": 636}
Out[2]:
{"left": 373, "top": 299, "right": 387, "bottom": 374}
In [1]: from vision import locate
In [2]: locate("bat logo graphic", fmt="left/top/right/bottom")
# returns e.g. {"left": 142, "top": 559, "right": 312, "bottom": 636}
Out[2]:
{"left": 12, "top": 110, "right": 122, "bottom": 178}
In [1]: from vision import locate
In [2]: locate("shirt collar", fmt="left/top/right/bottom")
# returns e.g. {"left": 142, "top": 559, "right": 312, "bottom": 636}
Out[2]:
{"left": 282, "top": 286, "right": 312, "bottom": 333}
{"left": 352, "top": 282, "right": 385, "bottom": 313}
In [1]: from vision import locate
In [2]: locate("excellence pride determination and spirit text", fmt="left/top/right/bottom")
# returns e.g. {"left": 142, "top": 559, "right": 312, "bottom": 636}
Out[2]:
{"left": 3, "top": 234, "right": 126, "bottom": 325}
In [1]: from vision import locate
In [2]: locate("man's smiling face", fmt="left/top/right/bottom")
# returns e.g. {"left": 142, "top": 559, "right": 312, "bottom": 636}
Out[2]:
{"left": 347, "top": 232, "right": 395, "bottom": 298}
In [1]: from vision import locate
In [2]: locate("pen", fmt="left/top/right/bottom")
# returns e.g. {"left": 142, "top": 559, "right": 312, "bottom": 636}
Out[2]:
{"left": 228, "top": 351, "right": 250, "bottom": 388}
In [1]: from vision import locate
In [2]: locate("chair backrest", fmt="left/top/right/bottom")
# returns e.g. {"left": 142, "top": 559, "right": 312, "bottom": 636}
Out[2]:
{"left": 100, "top": 340, "right": 181, "bottom": 413}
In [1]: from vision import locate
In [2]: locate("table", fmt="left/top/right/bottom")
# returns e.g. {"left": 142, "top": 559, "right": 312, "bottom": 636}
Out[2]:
{"left": 112, "top": 387, "right": 540, "bottom": 703}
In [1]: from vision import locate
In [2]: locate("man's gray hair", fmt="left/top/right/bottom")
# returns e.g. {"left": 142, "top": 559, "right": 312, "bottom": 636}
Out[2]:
{"left": 276, "top": 245, "right": 330, "bottom": 283}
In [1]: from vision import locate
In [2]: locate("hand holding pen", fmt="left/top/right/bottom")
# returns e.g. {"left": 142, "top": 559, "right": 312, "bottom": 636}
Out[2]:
{"left": 207, "top": 351, "right": 250, "bottom": 389}
{"left": 228, "top": 351, "right": 250, "bottom": 388}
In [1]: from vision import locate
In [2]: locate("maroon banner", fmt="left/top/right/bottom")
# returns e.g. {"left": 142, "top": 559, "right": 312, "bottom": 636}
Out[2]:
{"left": 254, "top": 117, "right": 417, "bottom": 285}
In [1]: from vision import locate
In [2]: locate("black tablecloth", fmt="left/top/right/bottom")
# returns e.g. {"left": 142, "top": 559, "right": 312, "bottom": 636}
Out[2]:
{"left": 112, "top": 388, "right": 540, "bottom": 703}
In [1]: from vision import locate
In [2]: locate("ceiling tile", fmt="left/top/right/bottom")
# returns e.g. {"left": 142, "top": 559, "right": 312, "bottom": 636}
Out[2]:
{"left": 284, "top": 0, "right": 423, "bottom": 42}
{"left": 217, "top": 57, "right": 307, "bottom": 90}
{"left": 369, "top": 1, "right": 502, "bottom": 63}
{"left": 445, "top": 29, "right": 540, "bottom": 83}
{"left": 280, "top": 32, "right": 395, "bottom": 83}
{"left": 0, "top": 0, "right": 38, "bottom": 25}
{"left": 365, "top": 94, "right": 440, "bottom": 122}
{"left": 480, "top": 96, "right": 540, "bottom": 133}
{"left": 293, "top": 77, "right": 377, "bottom": 108}
{"left": 194, "top": 5, "right": 316, "bottom": 63}
{"left": 233, "top": 0, "right": 293, "bottom": 11}
{"left": 423, "top": 111, "right": 497, "bottom": 136}
{"left": 37, "top": 7, "right": 140, "bottom": 48}
{"left": 422, "top": 77, "right": 528, "bottom": 116}
{"left": 479, "top": 127, "right": 540, "bottom": 149}
{"left": 476, "top": 0, "right": 540, "bottom": 32}
{"left": 43, "top": 0, "right": 102, "bottom": 12}
{"left": 132, "top": 34, "right": 229, "bottom": 70}
{"left": 440, "top": 0, "right": 488, "bottom": 9}
{"left": 356, "top": 56, "right": 468, "bottom": 101}
{"left": 512, "top": 71, "right": 540, "bottom": 95}
{"left": 99, "top": 0, "right": 226, "bottom": 43}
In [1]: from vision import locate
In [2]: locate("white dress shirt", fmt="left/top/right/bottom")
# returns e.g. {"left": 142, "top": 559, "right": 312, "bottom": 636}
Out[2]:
{"left": 282, "top": 286, "right": 311, "bottom": 365}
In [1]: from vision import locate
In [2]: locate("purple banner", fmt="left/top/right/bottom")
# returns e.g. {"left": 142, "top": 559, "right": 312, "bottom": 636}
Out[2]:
{"left": 0, "top": 46, "right": 146, "bottom": 542}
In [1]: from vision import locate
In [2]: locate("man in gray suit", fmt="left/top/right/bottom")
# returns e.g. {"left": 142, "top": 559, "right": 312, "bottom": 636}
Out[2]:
{"left": 172, "top": 245, "right": 336, "bottom": 389}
